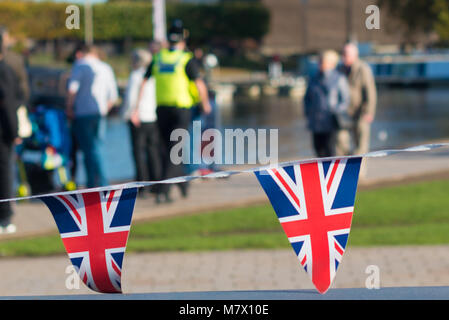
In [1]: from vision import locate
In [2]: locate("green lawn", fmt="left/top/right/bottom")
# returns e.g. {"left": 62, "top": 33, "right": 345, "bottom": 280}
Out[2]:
{"left": 1, "top": 179, "right": 449, "bottom": 257}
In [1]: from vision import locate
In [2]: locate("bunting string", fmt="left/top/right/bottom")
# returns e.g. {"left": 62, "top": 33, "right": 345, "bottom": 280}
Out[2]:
{"left": 1, "top": 142, "right": 448, "bottom": 203}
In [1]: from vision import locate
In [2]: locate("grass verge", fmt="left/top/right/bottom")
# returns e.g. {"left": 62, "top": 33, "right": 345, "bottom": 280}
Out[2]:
{"left": 1, "top": 179, "right": 449, "bottom": 257}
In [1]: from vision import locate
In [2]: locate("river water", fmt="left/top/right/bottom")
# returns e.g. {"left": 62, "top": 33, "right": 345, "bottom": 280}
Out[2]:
{"left": 85, "top": 86, "right": 449, "bottom": 183}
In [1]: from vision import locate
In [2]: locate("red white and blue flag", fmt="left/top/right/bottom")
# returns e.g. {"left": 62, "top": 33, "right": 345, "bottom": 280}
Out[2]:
{"left": 41, "top": 188, "right": 137, "bottom": 293}
{"left": 255, "top": 158, "right": 362, "bottom": 293}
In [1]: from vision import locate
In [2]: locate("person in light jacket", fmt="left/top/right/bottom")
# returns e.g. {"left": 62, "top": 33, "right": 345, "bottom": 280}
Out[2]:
{"left": 337, "top": 42, "right": 377, "bottom": 156}
{"left": 123, "top": 49, "right": 162, "bottom": 199}
{"left": 66, "top": 45, "right": 119, "bottom": 188}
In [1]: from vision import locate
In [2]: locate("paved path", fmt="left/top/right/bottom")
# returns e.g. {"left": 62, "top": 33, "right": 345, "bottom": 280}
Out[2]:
{"left": 2, "top": 246, "right": 449, "bottom": 297}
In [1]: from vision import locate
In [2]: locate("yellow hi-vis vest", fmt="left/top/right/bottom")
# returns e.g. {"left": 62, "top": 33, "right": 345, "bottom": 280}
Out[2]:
{"left": 189, "top": 80, "right": 201, "bottom": 106}
{"left": 152, "top": 48, "right": 195, "bottom": 108}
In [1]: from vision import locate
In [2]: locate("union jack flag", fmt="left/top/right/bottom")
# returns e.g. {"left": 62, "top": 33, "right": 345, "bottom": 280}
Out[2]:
{"left": 255, "top": 158, "right": 362, "bottom": 293}
{"left": 41, "top": 188, "right": 138, "bottom": 293}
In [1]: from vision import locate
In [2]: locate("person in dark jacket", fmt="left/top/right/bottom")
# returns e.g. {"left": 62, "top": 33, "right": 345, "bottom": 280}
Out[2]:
{"left": 304, "top": 50, "right": 350, "bottom": 158}
{"left": 0, "top": 34, "right": 23, "bottom": 234}
{"left": 0, "top": 26, "right": 29, "bottom": 105}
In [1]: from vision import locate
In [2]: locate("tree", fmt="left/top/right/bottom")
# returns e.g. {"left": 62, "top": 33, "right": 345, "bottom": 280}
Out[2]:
{"left": 433, "top": 0, "right": 449, "bottom": 43}
{"left": 377, "top": 0, "right": 449, "bottom": 45}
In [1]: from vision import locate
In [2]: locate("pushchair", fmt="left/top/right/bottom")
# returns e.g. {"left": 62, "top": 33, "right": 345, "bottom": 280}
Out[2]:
{"left": 16, "top": 104, "right": 76, "bottom": 196}
{"left": 15, "top": 65, "right": 76, "bottom": 197}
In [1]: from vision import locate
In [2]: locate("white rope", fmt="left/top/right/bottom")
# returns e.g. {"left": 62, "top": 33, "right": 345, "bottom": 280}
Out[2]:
{"left": 1, "top": 142, "right": 448, "bottom": 203}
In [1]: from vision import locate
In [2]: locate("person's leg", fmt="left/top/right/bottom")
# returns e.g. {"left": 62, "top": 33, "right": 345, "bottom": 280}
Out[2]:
{"left": 354, "top": 120, "right": 371, "bottom": 178}
{"left": 172, "top": 109, "right": 191, "bottom": 197}
{"left": 90, "top": 116, "right": 108, "bottom": 187}
{"left": 144, "top": 122, "right": 163, "bottom": 185}
{"left": 187, "top": 105, "right": 202, "bottom": 174}
{"left": 313, "top": 132, "right": 335, "bottom": 158}
{"left": 129, "top": 121, "right": 151, "bottom": 197}
{"left": 74, "top": 116, "right": 108, "bottom": 188}
{"left": 156, "top": 107, "right": 191, "bottom": 199}
{"left": 313, "top": 133, "right": 326, "bottom": 158}
{"left": 327, "top": 131, "right": 337, "bottom": 157}
{"left": 156, "top": 107, "right": 175, "bottom": 200}
{"left": 354, "top": 120, "right": 371, "bottom": 155}
{"left": 169, "top": 109, "right": 191, "bottom": 177}
{"left": 129, "top": 121, "right": 148, "bottom": 182}
{"left": 70, "top": 126, "right": 79, "bottom": 182}
{"left": 335, "top": 129, "right": 351, "bottom": 156}
{"left": 313, "top": 133, "right": 323, "bottom": 157}
{"left": 73, "top": 117, "right": 95, "bottom": 188}
{"left": 0, "top": 142, "right": 14, "bottom": 229}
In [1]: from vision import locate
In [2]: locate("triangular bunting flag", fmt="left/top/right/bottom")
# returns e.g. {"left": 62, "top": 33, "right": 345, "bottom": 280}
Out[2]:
{"left": 40, "top": 187, "right": 138, "bottom": 293}
{"left": 255, "top": 157, "right": 362, "bottom": 294}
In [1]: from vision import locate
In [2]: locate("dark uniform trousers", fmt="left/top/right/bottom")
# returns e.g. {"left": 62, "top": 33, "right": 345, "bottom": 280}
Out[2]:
{"left": 156, "top": 106, "right": 192, "bottom": 196}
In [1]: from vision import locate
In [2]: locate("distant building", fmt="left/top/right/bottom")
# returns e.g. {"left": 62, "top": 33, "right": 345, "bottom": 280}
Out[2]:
{"left": 260, "top": 0, "right": 434, "bottom": 56}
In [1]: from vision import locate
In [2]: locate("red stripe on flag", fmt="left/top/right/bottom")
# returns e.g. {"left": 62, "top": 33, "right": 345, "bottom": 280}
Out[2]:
{"left": 271, "top": 168, "right": 300, "bottom": 208}
{"left": 326, "top": 160, "right": 340, "bottom": 192}
{"left": 106, "top": 191, "right": 115, "bottom": 212}
{"left": 301, "top": 255, "right": 307, "bottom": 266}
{"left": 111, "top": 259, "right": 122, "bottom": 276}
{"left": 334, "top": 241, "right": 344, "bottom": 256}
{"left": 58, "top": 195, "right": 82, "bottom": 225}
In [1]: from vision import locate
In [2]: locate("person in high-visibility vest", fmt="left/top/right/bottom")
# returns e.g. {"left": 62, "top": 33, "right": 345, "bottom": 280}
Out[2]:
{"left": 134, "top": 20, "right": 211, "bottom": 203}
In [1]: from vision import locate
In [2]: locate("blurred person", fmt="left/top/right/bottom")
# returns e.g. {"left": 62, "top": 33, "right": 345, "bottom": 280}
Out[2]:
{"left": 304, "top": 50, "right": 350, "bottom": 158}
{"left": 65, "top": 44, "right": 86, "bottom": 186}
{"left": 149, "top": 40, "right": 162, "bottom": 55}
{"left": 66, "top": 43, "right": 86, "bottom": 65}
{"left": 193, "top": 48, "right": 205, "bottom": 72}
{"left": 66, "top": 44, "right": 119, "bottom": 188}
{"left": 0, "top": 26, "right": 29, "bottom": 105}
{"left": 337, "top": 42, "right": 377, "bottom": 157}
{"left": 268, "top": 54, "right": 283, "bottom": 80}
{"left": 135, "top": 20, "right": 211, "bottom": 203}
{"left": 0, "top": 34, "right": 23, "bottom": 234}
{"left": 186, "top": 47, "right": 204, "bottom": 175}
{"left": 123, "top": 49, "right": 161, "bottom": 198}
{"left": 0, "top": 26, "right": 31, "bottom": 143}
{"left": 189, "top": 47, "right": 220, "bottom": 176}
